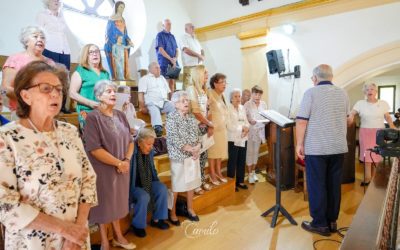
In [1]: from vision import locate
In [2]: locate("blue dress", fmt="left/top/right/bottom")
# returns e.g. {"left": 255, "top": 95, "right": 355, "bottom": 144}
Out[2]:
{"left": 104, "top": 18, "right": 131, "bottom": 79}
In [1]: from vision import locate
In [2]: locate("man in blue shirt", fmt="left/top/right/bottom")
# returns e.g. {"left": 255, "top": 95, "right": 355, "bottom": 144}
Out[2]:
{"left": 155, "top": 19, "right": 179, "bottom": 96}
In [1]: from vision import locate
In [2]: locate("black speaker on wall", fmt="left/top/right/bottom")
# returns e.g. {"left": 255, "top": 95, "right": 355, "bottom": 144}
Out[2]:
{"left": 266, "top": 50, "right": 285, "bottom": 74}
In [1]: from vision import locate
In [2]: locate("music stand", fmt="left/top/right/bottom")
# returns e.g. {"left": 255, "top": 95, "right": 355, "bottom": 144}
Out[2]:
{"left": 259, "top": 110, "right": 297, "bottom": 228}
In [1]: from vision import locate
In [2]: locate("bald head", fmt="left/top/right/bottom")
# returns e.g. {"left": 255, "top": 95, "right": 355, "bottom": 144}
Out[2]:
{"left": 185, "top": 23, "right": 195, "bottom": 35}
{"left": 312, "top": 64, "right": 333, "bottom": 83}
{"left": 163, "top": 19, "right": 171, "bottom": 32}
{"left": 148, "top": 62, "right": 161, "bottom": 77}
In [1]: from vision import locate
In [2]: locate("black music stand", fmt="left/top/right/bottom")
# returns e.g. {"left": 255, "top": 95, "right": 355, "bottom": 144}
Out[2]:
{"left": 259, "top": 110, "right": 297, "bottom": 228}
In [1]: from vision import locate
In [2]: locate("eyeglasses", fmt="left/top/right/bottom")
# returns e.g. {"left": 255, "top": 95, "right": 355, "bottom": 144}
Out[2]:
{"left": 25, "top": 83, "right": 63, "bottom": 94}
{"left": 88, "top": 49, "right": 100, "bottom": 55}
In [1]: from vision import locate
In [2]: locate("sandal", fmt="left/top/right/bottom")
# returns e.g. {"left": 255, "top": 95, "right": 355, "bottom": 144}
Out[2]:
{"left": 194, "top": 187, "right": 204, "bottom": 195}
{"left": 202, "top": 183, "right": 212, "bottom": 191}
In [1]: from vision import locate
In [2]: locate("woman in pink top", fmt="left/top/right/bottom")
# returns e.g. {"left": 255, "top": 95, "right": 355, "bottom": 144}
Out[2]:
{"left": 1, "top": 26, "right": 54, "bottom": 117}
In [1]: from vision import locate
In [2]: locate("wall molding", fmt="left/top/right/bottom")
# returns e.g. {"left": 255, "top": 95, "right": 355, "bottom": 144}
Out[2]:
{"left": 237, "top": 28, "right": 268, "bottom": 40}
{"left": 196, "top": 0, "right": 336, "bottom": 34}
{"left": 195, "top": 0, "right": 397, "bottom": 42}
{"left": 335, "top": 40, "right": 400, "bottom": 89}
{"left": 241, "top": 43, "right": 267, "bottom": 50}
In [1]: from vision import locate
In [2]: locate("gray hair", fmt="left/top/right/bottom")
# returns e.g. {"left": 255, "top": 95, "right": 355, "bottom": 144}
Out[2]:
{"left": 42, "top": 0, "right": 62, "bottom": 8}
{"left": 148, "top": 62, "right": 159, "bottom": 71}
{"left": 312, "top": 64, "right": 333, "bottom": 82}
{"left": 19, "top": 26, "right": 46, "bottom": 49}
{"left": 171, "top": 90, "right": 188, "bottom": 103}
{"left": 117, "top": 85, "right": 130, "bottom": 93}
{"left": 94, "top": 80, "right": 117, "bottom": 100}
{"left": 362, "top": 82, "right": 377, "bottom": 94}
{"left": 230, "top": 88, "right": 242, "bottom": 102}
{"left": 137, "top": 127, "right": 156, "bottom": 142}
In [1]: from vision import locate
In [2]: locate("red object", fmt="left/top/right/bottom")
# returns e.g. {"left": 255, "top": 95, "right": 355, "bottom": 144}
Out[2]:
{"left": 296, "top": 158, "right": 306, "bottom": 167}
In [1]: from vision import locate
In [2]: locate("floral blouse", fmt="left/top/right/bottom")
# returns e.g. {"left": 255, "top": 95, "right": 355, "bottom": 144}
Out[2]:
{"left": 0, "top": 121, "right": 97, "bottom": 249}
{"left": 166, "top": 111, "right": 200, "bottom": 161}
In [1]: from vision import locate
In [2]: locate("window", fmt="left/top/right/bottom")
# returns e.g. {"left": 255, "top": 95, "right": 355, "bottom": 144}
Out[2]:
{"left": 378, "top": 85, "right": 396, "bottom": 113}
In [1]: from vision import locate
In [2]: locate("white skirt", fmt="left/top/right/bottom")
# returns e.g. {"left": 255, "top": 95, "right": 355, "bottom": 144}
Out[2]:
{"left": 170, "top": 159, "right": 201, "bottom": 192}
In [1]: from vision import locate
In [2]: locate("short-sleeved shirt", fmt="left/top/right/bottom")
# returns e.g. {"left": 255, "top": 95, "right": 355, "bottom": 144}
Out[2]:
{"left": 186, "top": 85, "right": 207, "bottom": 117}
{"left": 181, "top": 33, "right": 202, "bottom": 67}
{"left": 138, "top": 73, "right": 170, "bottom": 108}
{"left": 36, "top": 9, "right": 70, "bottom": 54}
{"left": 75, "top": 65, "right": 110, "bottom": 113}
{"left": 353, "top": 99, "right": 389, "bottom": 128}
{"left": 0, "top": 121, "right": 97, "bottom": 249}
{"left": 155, "top": 30, "right": 178, "bottom": 68}
{"left": 2, "top": 53, "right": 55, "bottom": 111}
{"left": 296, "top": 81, "right": 350, "bottom": 155}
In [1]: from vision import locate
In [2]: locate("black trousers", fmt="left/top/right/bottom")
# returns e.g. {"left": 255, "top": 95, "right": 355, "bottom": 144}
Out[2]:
{"left": 305, "top": 154, "right": 344, "bottom": 227}
{"left": 227, "top": 141, "right": 247, "bottom": 184}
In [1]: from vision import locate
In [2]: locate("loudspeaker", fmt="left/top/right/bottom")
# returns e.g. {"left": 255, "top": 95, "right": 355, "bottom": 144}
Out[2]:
{"left": 294, "top": 65, "right": 301, "bottom": 78}
{"left": 266, "top": 50, "right": 285, "bottom": 74}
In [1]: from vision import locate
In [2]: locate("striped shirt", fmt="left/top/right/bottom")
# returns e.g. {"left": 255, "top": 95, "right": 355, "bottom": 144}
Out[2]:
{"left": 297, "top": 81, "right": 350, "bottom": 155}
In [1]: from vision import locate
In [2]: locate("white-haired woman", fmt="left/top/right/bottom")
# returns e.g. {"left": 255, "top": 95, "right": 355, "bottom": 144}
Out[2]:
{"left": 348, "top": 83, "right": 395, "bottom": 186}
{"left": 1, "top": 26, "right": 54, "bottom": 119}
{"left": 83, "top": 80, "right": 135, "bottom": 250}
{"left": 166, "top": 91, "right": 201, "bottom": 224}
{"left": 227, "top": 89, "right": 250, "bottom": 191}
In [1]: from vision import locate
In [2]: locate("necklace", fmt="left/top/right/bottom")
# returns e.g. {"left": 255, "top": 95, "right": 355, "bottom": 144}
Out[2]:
{"left": 27, "top": 118, "right": 62, "bottom": 163}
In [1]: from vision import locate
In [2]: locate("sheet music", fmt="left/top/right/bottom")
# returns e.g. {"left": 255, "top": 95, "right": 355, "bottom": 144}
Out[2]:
{"left": 114, "top": 93, "right": 130, "bottom": 111}
{"left": 200, "top": 134, "right": 215, "bottom": 153}
{"left": 184, "top": 157, "right": 200, "bottom": 183}
{"left": 259, "top": 110, "right": 295, "bottom": 127}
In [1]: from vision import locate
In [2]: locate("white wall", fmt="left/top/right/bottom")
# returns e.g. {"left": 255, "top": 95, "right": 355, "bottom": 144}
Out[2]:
{"left": 0, "top": 0, "right": 43, "bottom": 56}
{"left": 181, "top": 0, "right": 301, "bottom": 27}
{"left": 264, "top": 2, "right": 400, "bottom": 116}
{"left": 202, "top": 36, "right": 242, "bottom": 92}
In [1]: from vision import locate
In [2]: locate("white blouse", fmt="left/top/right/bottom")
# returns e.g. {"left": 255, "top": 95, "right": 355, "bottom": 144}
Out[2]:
{"left": 227, "top": 104, "right": 250, "bottom": 145}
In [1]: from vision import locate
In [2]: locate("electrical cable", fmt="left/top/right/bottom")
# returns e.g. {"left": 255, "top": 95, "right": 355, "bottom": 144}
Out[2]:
{"left": 287, "top": 76, "right": 296, "bottom": 118}
{"left": 311, "top": 227, "right": 349, "bottom": 249}
{"left": 312, "top": 239, "right": 341, "bottom": 250}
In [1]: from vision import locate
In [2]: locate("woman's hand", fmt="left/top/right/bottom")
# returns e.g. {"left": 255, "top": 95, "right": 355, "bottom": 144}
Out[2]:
{"left": 207, "top": 126, "right": 214, "bottom": 137}
{"left": 62, "top": 240, "right": 82, "bottom": 250}
{"left": 60, "top": 221, "right": 89, "bottom": 246}
{"left": 116, "top": 161, "right": 130, "bottom": 174}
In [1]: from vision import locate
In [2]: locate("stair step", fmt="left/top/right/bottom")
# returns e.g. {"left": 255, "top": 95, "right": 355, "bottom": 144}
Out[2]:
{"left": 178, "top": 178, "right": 236, "bottom": 212}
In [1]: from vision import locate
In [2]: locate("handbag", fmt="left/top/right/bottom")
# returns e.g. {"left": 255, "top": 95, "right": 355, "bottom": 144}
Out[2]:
{"left": 165, "top": 65, "right": 181, "bottom": 79}
{"left": 153, "top": 137, "right": 168, "bottom": 156}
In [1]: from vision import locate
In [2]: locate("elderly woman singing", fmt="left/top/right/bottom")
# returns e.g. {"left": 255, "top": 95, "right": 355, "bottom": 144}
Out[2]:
{"left": 0, "top": 61, "right": 97, "bottom": 249}
{"left": 166, "top": 91, "right": 202, "bottom": 225}
{"left": 83, "top": 80, "right": 135, "bottom": 250}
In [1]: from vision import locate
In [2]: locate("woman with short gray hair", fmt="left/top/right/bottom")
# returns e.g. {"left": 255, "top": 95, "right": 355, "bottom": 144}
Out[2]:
{"left": 227, "top": 88, "right": 250, "bottom": 191}
{"left": 83, "top": 80, "right": 135, "bottom": 249}
{"left": 1, "top": 25, "right": 54, "bottom": 120}
{"left": 348, "top": 82, "right": 395, "bottom": 186}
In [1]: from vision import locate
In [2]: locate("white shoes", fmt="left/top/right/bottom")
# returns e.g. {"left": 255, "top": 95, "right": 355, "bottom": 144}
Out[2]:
{"left": 253, "top": 172, "right": 259, "bottom": 182}
{"left": 248, "top": 174, "right": 255, "bottom": 184}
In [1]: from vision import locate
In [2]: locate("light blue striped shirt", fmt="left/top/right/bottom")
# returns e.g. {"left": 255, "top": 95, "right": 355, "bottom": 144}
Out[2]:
{"left": 297, "top": 81, "right": 350, "bottom": 155}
